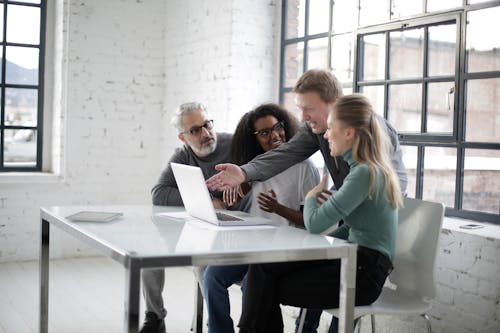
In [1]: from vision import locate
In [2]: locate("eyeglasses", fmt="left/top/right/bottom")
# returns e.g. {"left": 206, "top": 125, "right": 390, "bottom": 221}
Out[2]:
{"left": 254, "top": 121, "right": 285, "bottom": 138}
{"left": 183, "top": 120, "right": 214, "bottom": 136}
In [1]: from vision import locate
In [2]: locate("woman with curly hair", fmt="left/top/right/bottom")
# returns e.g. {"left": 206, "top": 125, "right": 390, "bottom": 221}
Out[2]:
{"left": 203, "top": 103, "right": 320, "bottom": 333}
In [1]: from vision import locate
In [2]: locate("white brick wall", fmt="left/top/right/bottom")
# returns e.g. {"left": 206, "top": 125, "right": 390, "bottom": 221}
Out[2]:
{"left": 0, "top": 0, "right": 279, "bottom": 261}
{"left": 162, "top": 0, "right": 279, "bottom": 163}
{"left": 0, "top": 0, "right": 167, "bottom": 261}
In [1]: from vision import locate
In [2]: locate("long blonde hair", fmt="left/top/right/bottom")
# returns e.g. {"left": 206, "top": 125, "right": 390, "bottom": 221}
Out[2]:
{"left": 333, "top": 94, "right": 403, "bottom": 208}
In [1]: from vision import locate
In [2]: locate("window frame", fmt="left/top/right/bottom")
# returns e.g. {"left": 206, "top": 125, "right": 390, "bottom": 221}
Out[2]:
{"left": 0, "top": 0, "right": 46, "bottom": 172}
{"left": 279, "top": 0, "right": 500, "bottom": 223}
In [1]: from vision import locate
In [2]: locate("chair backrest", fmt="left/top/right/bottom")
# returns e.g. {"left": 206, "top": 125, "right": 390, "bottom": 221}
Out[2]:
{"left": 389, "top": 197, "right": 445, "bottom": 299}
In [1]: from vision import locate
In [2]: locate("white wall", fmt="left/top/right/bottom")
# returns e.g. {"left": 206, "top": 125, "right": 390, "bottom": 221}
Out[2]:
{"left": 162, "top": 0, "right": 279, "bottom": 164}
{"left": 0, "top": 0, "right": 279, "bottom": 262}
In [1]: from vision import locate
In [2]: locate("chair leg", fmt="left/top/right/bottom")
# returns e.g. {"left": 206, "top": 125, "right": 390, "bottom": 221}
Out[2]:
{"left": 370, "top": 314, "right": 375, "bottom": 333}
{"left": 421, "top": 314, "right": 432, "bottom": 333}
{"left": 191, "top": 281, "right": 204, "bottom": 332}
{"left": 296, "top": 308, "right": 307, "bottom": 333}
{"left": 354, "top": 315, "right": 362, "bottom": 333}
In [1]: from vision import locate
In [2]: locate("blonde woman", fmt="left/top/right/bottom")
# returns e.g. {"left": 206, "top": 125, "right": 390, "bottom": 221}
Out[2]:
{"left": 238, "top": 94, "right": 403, "bottom": 333}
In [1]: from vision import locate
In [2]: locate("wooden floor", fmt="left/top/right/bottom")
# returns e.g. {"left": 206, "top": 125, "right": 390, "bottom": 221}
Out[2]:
{"left": 0, "top": 256, "right": 303, "bottom": 332}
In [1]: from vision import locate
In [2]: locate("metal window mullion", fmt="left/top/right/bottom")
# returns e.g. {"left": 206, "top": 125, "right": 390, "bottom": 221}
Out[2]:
{"left": 352, "top": 33, "right": 359, "bottom": 91}
{"left": 455, "top": 10, "right": 468, "bottom": 211}
{"left": 384, "top": 31, "right": 390, "bottom": 120}
{"left": 0, "top": 1, "right": 7, "bottom": 170}
{"left": 356, "top": 34, "right": 364, "bottom": 85}
{"left": 303, "top": 0, "right": 310, "bottom": 71}
{"left": 422, "top": 26, "right": 429, "bottom": 134}
{"left": 5, "top": 1, "right": 40, "bottom": 8}
{"left": 279, "top": 0, "right": 288, "bottom": 104}
{"left": 35, "top": 0, "right": 46, "bottom": 171}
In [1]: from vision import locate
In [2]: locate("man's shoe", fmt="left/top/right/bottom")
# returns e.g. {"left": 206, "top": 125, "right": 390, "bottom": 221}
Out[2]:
{"left": 140, "top": 312, "right": 166, "bottom": 333}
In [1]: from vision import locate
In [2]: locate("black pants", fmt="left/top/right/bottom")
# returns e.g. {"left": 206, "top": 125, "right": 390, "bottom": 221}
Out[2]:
{"left": 238, "top": 246, "right": 392, "bottom": 333}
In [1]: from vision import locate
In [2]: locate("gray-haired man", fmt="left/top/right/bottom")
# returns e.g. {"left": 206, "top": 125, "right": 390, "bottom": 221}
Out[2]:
{"left": 141, "top": 102, "right": 235, "bottom": 333}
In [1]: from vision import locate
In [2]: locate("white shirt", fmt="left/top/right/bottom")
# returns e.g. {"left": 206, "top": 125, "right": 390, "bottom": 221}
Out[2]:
{"left": 249, "top": 159, "right": 320, "bottom": 225}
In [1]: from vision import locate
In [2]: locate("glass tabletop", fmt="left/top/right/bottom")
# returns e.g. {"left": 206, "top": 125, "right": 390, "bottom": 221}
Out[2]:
{"left": 41, "top": 205, "right": 351, "bottom": 261}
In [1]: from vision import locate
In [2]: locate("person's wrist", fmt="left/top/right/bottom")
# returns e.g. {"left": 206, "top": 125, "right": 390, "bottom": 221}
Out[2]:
{"left": 274, "top": 203, "right": 283, "bottom": 214}
{"left": 240, "top": 167, "right": 247, "bottom": 182}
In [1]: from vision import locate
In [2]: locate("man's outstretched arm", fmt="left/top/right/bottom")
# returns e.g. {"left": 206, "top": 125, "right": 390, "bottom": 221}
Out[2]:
{"left": 206, "top": 163, "right": 246, "bottom": 191}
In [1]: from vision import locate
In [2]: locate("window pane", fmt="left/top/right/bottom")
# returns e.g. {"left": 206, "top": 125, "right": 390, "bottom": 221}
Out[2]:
{"left": 6, "top": 46, "right": 39, "bottom": 84}
{"left": 286, "top": 0, "right": 305, "bottom": 39}
{"left": 7, "top": 4, "right": 40, "bottom": 45}
{"left": 428, "top": 23, "right": 457, "bottom": 76}
{"left": 427, "top": 82, "right": 454, "bottom": 134}
{"left": 422, "top": 146, "right": 456, "bottom": 208}
{"left": 5, "top": 88, "right": 38, "bottom": 126}
{"left": 360, "top": 33, "right": 386, "bottom": 81}
{"left": 388, "top": 84, "right": 422, "bottom": 132}
{"left": 3, "top": 129, "right": 37, "bottom": 167}
{"left": 391, "top": 0, "right": 423, "bottom": 19}
{"left": 466, "top": 7, "right": 500, "bottom": 73}
{"left": 0, "top": 6, "right": 4, "bottom": 42}
{"left": 307, "top": 38, "right": 328, "bottom": 70}
{"left": 360, "top": 85, "right": 385, "bottom": 116}
{"left": 389, "top": 28, "right": 424, "bottom": 79}
{"left": 284, "top": 42, "right": 304, "bottom": 87}
{"left": 308, "top": 0, "right": 330, "bottom": 35}
{"left": 463, "top": 149, "right": 500, "bottom": 214}
{"left": 401, "top": 145, "right": 418, "bottom": 197}
{"left": 331, "top": 33, "right": 354, "bottom": 83}
{"left": 359, "top": 0, "right": 389, "bottom": 26}
{"left": 466, "top": 78, "right": 500, "bottom": 143}
{"left": 342, "top": 86, "right": 353, "bottom": 95}
{"left": 332, "top": 0, "right": 358, "bottom": 33}
{"left": 283, "top": 92, "right": 300, "bottom": 120}
{"left": 427, "top": 0, "right": 462, "bottom": 12}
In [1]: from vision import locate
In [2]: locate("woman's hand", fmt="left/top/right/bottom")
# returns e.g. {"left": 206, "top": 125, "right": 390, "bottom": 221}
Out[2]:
{"left": 222, "top": 185, "right": 245, "bottom": 207}
{"left": 305, "top": 175, "right": 333, "bottom": 205}
{"left": 257, "top": 189, "right": 279, "bottom": 213}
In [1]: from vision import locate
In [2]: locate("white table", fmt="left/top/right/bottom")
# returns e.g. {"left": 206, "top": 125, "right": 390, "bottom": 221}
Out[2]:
{"left": 39, "top": 205, "right": 357, "bottom": 333}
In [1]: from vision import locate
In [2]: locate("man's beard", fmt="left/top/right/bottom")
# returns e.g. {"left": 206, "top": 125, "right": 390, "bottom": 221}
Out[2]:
{"left": 190, "top": 136, "right": 217, "bottom": 156}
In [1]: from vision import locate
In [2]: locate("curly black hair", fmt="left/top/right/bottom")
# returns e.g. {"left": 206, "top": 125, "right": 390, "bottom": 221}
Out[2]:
{"left": 231, "top": 103, "right": 300, "bottom": 165}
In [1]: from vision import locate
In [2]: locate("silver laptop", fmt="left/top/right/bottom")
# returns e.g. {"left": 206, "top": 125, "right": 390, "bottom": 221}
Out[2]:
{"left": 171, "top": 163, "right": 272, "bottom": 226}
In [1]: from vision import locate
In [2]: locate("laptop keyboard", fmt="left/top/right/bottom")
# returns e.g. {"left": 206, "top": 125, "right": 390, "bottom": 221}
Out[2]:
{"left": 216, "top": 212, "right": 244, "bottom": 222}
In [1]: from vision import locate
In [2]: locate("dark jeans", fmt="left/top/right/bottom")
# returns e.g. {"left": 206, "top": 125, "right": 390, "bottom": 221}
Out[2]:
{"left": 239, "top": 246, "right": 392, "bottom": 333}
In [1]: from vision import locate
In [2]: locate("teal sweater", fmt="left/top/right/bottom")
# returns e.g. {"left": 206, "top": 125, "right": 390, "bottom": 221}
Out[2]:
{"left": 304, "top": 149, "right": 397, "bottom": 261}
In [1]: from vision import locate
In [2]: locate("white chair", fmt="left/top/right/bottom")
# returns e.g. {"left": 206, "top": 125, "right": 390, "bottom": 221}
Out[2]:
{"left": 297, "top": 197, "right": 445, "bottom": 333}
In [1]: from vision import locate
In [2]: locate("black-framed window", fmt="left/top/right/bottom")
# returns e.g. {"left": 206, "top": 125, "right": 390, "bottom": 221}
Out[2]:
{"left": 280, "top": 0, "right": 500, "bottom": 223}
{"left": 0, "top": 0, "right": 46, "bottom": 171}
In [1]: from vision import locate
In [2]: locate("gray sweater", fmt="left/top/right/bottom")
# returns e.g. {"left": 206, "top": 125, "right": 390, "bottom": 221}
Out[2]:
{"left": 152, "top": 133, "right": 233, "bottom": 206}
{"left": 241, "top": 116, "right": 408, "bottom": 194}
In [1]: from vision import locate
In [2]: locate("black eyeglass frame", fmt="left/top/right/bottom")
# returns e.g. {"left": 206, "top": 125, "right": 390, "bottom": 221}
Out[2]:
{"left": 182, "top": 120, "right": 214, "bottom": 136}
{"left": 253, "top": 121, "right": 285, "bottom": 138}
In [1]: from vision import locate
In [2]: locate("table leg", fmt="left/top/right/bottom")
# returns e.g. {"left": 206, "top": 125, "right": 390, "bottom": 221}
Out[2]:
{"left": 338, "top": 247, "right": 357, "bottom": 333}
{"left": 39, "top": 218, "right": 50, "bottom": 333}
{"left": 124, "top": 260, "right": 141, "bottom": 333}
